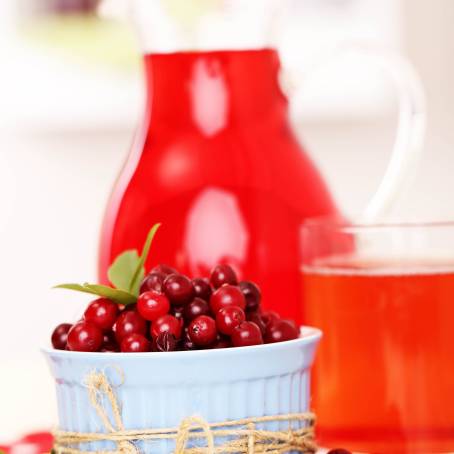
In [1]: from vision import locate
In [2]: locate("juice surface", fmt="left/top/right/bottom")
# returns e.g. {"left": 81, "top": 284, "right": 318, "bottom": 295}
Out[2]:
{"left": 99, "top": 49, "right": 336, "bottom": 322}
{"left": 303, "top": 263, "right": 454, "bottom": 453}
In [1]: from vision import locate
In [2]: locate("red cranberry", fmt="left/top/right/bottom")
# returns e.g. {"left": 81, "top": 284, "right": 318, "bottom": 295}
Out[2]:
{"left": 137, "top": 291, "right": 170, "bottom": 321}
{"left": 210, "top": 335, "right": 232, "bottom": 349}
{"left": 101, "top": 345, "right": 119, "bottom": 352}
{"left": 182, "top": 338, "right": 196, "bottom": 350}
{"left": 151, "top": 314, "right": 182, "bottom": 339}
{"left": 261, "top": 310, "right": 280, "bottom": 328}
{"left": 51, "top": 323, "right": 72, "bottom": 350}
{"left": 265, "top": 320, "right": 299, "bottom": 343}
{"left": 101, "top": 331, "right": 119, "bottom": 352}
{"left": 188, "top": 315, "right": 217, "bottom": 346}
{"left": 114, "top": 310, "right": 147, "bottom": 343}
{"left": 192, "top": 277, "right": 212, "bottom": 301}
{"left": 239, "top": 281, "right": 261, "bottom": 312}
{"left": 210, "top": 285, "right": 246, "bottom": 313}
{"left": 84, "top": 298, "right": 119, "bottom": 331}
{"left": 152, "top": 264, "right": 178, "bottom": 276}
{"left": 170, "top": 305, "right": 185, "bottom": 321}
{"left": 181, "top": 327, "right": 196, "bottom": 350}
{"left": 327, "top": 450, "right": 352, "bottom": 454}
{"left": 231, "top": 321, "right": 263, "bottom": 347}
{"left": 246, "top": 312, "right": 267, "bottom": 336}
{"left": 210, "top": 264, "right": 238, "bottom": 288}
{"left": 286, "top": 319, "right": 299, "bottom": 330}
{"left": 163, "top": 274, "right": 194, "bottom": 305}
{"left": 100, "top": 341, "right": 119, "bottom": 353}
{"left": 120, "top": 333, "right": 151, "bottom": 353}
{"left": 121, "top": 304, "right": 137, "bottom": 312}
{"left": 67, "top": 321, "right": 103, "bottom": 352}
{"left": 102, "top": 331, "right": 116, "bottom": 344}
{"left": 216, "top": 306, "right": 245, "bottom": 336}
{"left": 18, "top": 432, "right": 53, "bottom": 453}
{"left": 102, "top": 331, "right": 116, "bottom": 345}
{"left": 153, "top": 331, "right": 177, "bottom": 352}
{"left": 140, "top": 272, "right": 166, "bottom": 294}
{"left": 99, "top": 331, "right": 120, "bottom": 353}
{"left": 184, "top": 298, "right": 211, "bottom": 322}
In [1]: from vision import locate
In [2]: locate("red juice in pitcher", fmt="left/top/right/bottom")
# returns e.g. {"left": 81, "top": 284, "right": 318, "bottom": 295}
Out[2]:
{"left": 303, "top": 261, "right": 454, "bottom": 453}
{"left": 99, "top": 49, "right": 336, "bottom": 321}
{"left": 98, "top": 0, "right": 424, "bottom": 326}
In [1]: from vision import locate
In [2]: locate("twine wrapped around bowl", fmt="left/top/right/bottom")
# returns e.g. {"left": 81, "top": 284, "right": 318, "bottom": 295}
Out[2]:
{"left": 44, "top": 327, "right": 322, "bottom": 454}
{"left": 53, "top": 371, "right": 317, "bottom": 453}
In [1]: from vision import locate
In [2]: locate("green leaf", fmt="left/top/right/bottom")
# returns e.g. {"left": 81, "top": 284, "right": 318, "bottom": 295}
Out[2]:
{"left": 83, "top": 284, "right": 137, "bottom": 305}
{"left": 54, "top": 283, "right": 137, "bottom": 305}
{"left": 107, "top": 250, "right": 140, "bottom": 292}
{"left": 128, "top": 223, "right": 161, "bottom": 295}
{"left": 53, "top": 283, "right": 97, "bottom": 294}
{"left": 129, "top": 266, "right": 145, "bottom": 297}
{"left": 53, "top": 223, "right": 161, "bottom": 303}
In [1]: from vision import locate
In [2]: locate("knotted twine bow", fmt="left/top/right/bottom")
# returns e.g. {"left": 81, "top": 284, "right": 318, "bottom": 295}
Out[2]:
{"left": 53, "top": 371, "right": 317, "bottom": 454}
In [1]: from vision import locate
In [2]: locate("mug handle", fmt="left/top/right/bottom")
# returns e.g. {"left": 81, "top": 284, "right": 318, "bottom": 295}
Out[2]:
{"left": 283, "top": 43, "right": 426, "bottom": 223}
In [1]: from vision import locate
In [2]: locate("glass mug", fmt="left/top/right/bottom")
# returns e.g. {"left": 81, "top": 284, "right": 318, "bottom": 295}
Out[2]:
{"left": 302, "top": 220, "right": 454, "bottom": 453}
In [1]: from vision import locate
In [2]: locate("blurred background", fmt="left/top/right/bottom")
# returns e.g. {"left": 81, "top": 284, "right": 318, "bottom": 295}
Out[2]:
{"left": 1, "top": 0, "right": 454, "bottom": 444}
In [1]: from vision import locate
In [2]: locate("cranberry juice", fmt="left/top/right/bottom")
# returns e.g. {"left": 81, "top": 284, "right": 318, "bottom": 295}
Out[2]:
{"left": 303, "top": 263, "right": 454, "bottom": 453}
{"left": 99, "top": 49, "right": 336, "bottom": 322}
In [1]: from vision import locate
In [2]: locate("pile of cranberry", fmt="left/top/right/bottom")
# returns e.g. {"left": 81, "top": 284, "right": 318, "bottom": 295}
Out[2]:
{"left": 51, "top": 264, "right": 299, "bottom": 353}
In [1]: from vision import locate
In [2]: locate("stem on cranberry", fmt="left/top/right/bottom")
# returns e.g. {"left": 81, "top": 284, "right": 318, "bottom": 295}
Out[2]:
{"left": 170, "top": 304, "right": 185, "bottom": 322}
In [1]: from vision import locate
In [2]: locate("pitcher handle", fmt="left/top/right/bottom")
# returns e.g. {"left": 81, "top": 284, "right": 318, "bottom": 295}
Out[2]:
{"left": 284, "top": 43, "right": 426, "bottom": 222}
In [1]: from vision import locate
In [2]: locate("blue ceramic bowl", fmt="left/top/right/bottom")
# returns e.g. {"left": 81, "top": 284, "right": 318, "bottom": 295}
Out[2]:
{"left": 43, "top": 326, "right": 321, "bottom": 453}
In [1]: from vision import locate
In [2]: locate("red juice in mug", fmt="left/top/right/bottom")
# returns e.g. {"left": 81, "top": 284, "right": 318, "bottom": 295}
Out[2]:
{"left": 303, "top": 260, "right": 454, "bottom": 453}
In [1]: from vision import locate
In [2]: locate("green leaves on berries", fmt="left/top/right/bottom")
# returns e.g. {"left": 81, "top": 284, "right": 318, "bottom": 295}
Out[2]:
{"left": 54, "top": 223, "right": 161, "bottom": 305}
{"left": 53, "top": 283, "right": 137, "bottom": 305}
{"left": 108, "top": 250, "right": 141, "bottom": 293}
{"left": 129, "top": 223, "right": 161, "bottom": 295}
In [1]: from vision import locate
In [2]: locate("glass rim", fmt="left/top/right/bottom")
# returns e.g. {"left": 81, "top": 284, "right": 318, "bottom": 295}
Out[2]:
{"left": 302, "top": 216, "right": 454, "bottom": 231}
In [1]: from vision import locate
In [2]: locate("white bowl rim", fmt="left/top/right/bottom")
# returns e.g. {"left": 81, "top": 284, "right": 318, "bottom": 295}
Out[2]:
{"left": 42, "top": 325, "right": 322, "bottom": 359}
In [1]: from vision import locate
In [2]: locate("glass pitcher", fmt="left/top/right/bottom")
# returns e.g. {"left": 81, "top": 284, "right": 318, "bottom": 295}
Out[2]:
{"left": 98, "top": 0, "right": 425, "bottom": 323}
